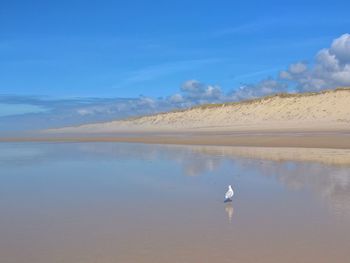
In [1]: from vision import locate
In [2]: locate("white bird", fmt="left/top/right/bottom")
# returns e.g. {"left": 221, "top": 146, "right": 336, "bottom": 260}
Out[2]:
{"left": 224, "top": 185, "right": 234, "bottom": 202}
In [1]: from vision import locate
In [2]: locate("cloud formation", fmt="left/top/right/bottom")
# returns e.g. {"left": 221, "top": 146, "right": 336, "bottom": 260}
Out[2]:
{"left": 169, "top": 34, "right": 350, "bottom": 103}
{"left": 279, "top": 33, "right": 350, "bottom": 91}
{"left": 229, "top": 78, "right": 288, "bottom": 101}
{"left": 167, "top": 80, "right": 223, "bottom": 106}
{"left": 1, "top": 33, "right": 350, "bottom": 132}
{"left": 0, "top": 96, "right": 169, "bottom": 132}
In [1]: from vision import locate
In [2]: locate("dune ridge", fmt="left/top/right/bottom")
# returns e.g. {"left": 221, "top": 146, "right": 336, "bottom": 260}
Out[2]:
{"left": 48, "top": 88, "right": 350, "bottom": 133}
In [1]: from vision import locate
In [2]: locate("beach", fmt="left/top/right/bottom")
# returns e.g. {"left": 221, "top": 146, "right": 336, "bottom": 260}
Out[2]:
{"left": 3, "top": 4, "right": 350, "bottom": 262}
{"left": 1, "top": 142, "right": 350, "bottom": 263}
{"left": 2, "top": 89, "right": 350, "bottom": 165}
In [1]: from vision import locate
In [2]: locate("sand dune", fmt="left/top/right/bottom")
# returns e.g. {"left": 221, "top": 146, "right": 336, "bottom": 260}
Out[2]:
{"left": 8, "top": 89, "right": 350, "bottom": 165}
{"left": 48, "top": 88, "right": 350, "bottom": 133}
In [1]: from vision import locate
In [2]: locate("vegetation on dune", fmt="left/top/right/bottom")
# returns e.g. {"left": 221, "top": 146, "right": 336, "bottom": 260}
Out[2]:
{"left": 125, "top": 87, "right": 350, "bottom": 121}
{"left": 196, "top": 87, "right": 350, "bottom": 110}
{"left": 50, "top": 87, "right": 350, "bottom": 130}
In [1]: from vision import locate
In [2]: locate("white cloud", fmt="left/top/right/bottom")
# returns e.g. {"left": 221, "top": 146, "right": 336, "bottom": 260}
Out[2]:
{"left": 289, "top": 62, "right": 308, "bottom": 74}
{"left": 229, "top": 78, "right": 288, "bottom": 101}
{"left": 121, "top": 59, "right": 219, "bottom": 85}
{"left": 279, "top": 33, "right": 350, "bottom": 91}
{"left": 329, "top": 33, "right": 350, "bottom": 63}
{"left": 168, "top": 94, "right": 184, "bottom": 103}
{"left": 177, "top": 34, "right": 350, "bottom": 101}
{"left": 0, "top": 103, "right": 48, "bottom": 117}
{"left": 2, "top": 33, "right": 350, "bottom": 132}
{"left": 180, "top": 80, "right": 223, "bottom": 102}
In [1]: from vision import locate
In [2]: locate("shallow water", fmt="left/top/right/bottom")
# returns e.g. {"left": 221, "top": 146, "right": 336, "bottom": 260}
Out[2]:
{"left": 0, "top": 142, "right": 350, "bottom": 263}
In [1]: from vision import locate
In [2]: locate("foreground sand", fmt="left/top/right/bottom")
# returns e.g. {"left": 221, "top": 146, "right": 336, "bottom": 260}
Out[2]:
{"left": 2, "top": 142, "right": 350, "bottom": 263}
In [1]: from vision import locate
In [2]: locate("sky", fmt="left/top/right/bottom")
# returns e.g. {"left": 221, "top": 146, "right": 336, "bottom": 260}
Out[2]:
{"left": 1, "top": 0, "right": 350, "bottom": 132}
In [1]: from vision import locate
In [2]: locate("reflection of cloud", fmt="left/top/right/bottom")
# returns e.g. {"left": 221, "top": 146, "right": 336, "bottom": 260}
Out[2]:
{"left": 215, "top": 151, "right": 350, "bottom": 219}
{"left": 189, "top": 146, "right": 350, "bottom": 167}
{"left": 0, "top": 144, "right": 45, "bottom": 166}
{"left": 181, "top": 145, "right": 350, "bottom": 218}
{"left": 183, "top": 157, "right": 221, "bottom": 176}
{"left": 2, "top": 142, "right": 350, "bottom": 219}
{"left": 271, "top": 164, "right": 350, "bottom": 218}
{"left": 0, "top": 143, "right": 221, "bottom": 177}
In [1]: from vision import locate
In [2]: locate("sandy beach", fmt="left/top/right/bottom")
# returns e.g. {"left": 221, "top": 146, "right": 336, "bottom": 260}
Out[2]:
{"left": 1, "top": 142, "right": 350, "bottom": 263}
{"left": 2, "top": 88, "right": 350, "bottom": 165}
{"left": 3, "top": 4, "right": 350, "bottom": 262}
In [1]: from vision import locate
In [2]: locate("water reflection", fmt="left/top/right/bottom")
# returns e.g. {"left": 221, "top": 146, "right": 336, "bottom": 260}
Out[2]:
{"left": 1, "top": 142, "right": 350, "bottom": 218}
{"left": 224, "top": 203, "right": 234, "bottom": 223}
{"left": 1, "top": 142, "right": 350, "bottom": 263}
{"left": 239, "top": 159, "right": 350, "bottom": 218}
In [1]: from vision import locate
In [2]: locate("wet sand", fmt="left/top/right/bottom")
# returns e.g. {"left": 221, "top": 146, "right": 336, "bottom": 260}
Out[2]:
{"left": 1, "top": 142, "right": 350, "bottom": 263}
{"left": 1, "top": 130, "right": 350, "bottom": 165}
{"left": 2, "top": 130, "right": 350, "bottom": 148}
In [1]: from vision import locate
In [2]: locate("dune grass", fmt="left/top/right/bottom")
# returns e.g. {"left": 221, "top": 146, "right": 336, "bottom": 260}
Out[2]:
{"left": 196, "top": 87, "right": 350, "bottom": 110}
{"left": 125, "top": 87, "right": 350, "bottom": 120}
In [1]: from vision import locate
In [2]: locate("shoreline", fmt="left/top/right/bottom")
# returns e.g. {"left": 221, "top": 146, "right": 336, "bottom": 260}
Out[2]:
{"left": 1, "top": 132, "right": 350, "bottom": 166}
{"left": 2, "top": 131, "right": 350, "bottom": 165}
{"left": 1, "top": 131, "right": 350, "bottom": 149}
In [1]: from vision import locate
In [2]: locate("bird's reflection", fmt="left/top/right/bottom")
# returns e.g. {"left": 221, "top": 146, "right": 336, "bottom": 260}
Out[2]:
{"left": 225, "top": 203, "right": 234, "bottom": 223}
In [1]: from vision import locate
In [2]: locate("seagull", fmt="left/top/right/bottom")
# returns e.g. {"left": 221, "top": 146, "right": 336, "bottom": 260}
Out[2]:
{"left": 224, "top": 185, "right": 234, "bottom": 202}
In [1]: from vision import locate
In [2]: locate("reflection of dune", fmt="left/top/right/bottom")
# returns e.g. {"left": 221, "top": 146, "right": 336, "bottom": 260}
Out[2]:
{"left": 184, "top": 145, "right": 350, "bottom": 218}
{"left": 2, "top": 142, "right": 350, "bottom": 218}
{"left": 261, "top": 162, "right": 350, "bottom": 218}
{"left": 183, "top": 158, "right": 221, "bottom": 176}
{"left": 188, "top": 146, "right": 350, "bottom": 166}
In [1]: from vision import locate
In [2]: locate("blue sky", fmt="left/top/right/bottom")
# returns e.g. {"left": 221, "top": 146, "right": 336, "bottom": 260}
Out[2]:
{"left": 1, "top": 0, "right": 350, "bottom": 131}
